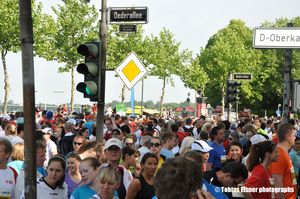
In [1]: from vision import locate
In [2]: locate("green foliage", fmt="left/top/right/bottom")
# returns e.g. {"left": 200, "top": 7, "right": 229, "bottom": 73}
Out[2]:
{"left": 35, "top": 0, "right": 98, "bottom": 72}
{"left": 180, "top": 57, "right": 208, "bottom": 93}
{"left": 144, "top": 28, "right": 188, "bottom": 82}
{"left": 107, "top": 25, "right": 147, "bottom": 69}
{"left": 0, "top": 0, "right": 20, "bottom": 53}
{"left": 198, "top": 19, "right": 263, "bottom": 109}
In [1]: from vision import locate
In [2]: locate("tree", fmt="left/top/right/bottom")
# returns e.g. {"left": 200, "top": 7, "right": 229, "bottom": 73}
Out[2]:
{"left": 0, "top": 0, "right": 49, "bottom": 113}
{"left": 180, "top": 57, "right": 208, "bottom": 95}
{"left": 198, "top": 19, "right": 262, "bottom": 115}
{"left": 35, "top": 0, "right": 98, "bottom": 112}
{"left": 144, "top": 28, "right": 190, "bottom": 116}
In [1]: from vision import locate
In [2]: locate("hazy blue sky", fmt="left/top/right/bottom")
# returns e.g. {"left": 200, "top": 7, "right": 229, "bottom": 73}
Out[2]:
{"left": 0, "top": 0, "right": 299, "bottom": 106}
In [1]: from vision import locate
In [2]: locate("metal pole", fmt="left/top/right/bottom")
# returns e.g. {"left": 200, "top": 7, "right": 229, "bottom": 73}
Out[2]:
{"left": 96, "top": 0, "right": 108, "bottom": 143}
{"left": 282, "top": 23, "right": 293, "bottom": 124}
{"left": 236, "top": 101, "right": 238, "bottom": 121}
{"left": 140, "top": 78, "right": 144, "bottom": 116}
{"left": 227, "top": 74, "right": 233, "bottom": 121}
{"left": 227, "top": 103, "right": 231, "bottom": 121}
{"left": 19, "top": 0, "right": 36, "bottom": 198}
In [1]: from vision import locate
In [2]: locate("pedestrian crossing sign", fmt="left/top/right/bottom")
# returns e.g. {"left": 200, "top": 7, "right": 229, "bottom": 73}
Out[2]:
{"left": 115, "top": 52, "right": 147, "bottom": 90}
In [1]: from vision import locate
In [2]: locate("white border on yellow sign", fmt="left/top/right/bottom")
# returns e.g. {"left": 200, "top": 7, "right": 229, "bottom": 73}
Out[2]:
{"left": 115, "top": 52, "right": 148, "bottom": 90}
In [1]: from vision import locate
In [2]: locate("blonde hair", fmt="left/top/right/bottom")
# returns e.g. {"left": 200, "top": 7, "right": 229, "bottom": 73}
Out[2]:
{"left": 97, "top": 165, "right": 121, "bottom": 185}
{"left": 179, "top": 136, "right": 196, "bottom": 155}
{"left": 11, "top": 143, "right": 24, "bottom": 161}
{"left": 5, "top": 124, "right": 17, "bottom": 135}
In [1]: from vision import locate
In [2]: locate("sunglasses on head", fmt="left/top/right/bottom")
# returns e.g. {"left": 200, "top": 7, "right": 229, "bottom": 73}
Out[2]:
{"left": 151, "top": 142, "right": 160, "bottom": 147}
{"left": 73, "top": 142, "right": 82, "bottom": 146}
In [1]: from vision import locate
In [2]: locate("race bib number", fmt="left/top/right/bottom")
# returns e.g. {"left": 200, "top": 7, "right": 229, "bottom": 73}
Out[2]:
{"left": 0, "top": 191, "right": 11, "bottom": 199}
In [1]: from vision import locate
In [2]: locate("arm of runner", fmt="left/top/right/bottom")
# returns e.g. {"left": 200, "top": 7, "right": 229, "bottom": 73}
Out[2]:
{"left": 242, "top": 192, "right": 254, "bottom": 199}
{"left": 125, "top": 178, "right": 141, "bottom": 199}
{"left": 272, "top": 174, "right": 285, "bottom": 199}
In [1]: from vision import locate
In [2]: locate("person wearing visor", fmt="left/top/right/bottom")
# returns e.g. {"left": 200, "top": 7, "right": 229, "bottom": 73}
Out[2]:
{"left": 191, "top": 140, "right": 213, "bottom": 171}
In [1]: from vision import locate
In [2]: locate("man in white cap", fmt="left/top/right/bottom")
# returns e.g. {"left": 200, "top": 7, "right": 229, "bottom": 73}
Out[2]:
{"left": 104, "top": 138, "right": 132, "bottom": 199}
{"left": 192, "top": 140, "right": 213, "bottom": 171}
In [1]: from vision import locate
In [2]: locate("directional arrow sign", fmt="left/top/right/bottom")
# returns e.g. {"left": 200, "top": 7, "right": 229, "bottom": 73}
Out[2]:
{"left": 115, "top": 52, "right": 147, "bottom": 90}
{"left": 253, "top": 27, "right": 300, "bottom": 48}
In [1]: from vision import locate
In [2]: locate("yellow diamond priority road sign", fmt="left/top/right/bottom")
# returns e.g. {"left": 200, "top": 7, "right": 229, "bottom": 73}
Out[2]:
{"left": 115, "top": 52, "right": 147, "bottom": 90}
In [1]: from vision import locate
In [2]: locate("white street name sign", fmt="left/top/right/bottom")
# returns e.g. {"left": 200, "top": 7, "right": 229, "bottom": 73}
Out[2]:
{"left": 253, "top": 27, "right": 300, "bottom": 48}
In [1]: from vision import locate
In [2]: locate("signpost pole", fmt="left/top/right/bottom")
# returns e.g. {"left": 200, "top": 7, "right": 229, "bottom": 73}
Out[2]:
{"left": 282, "top": 23, "right": 293, "bottom": 124}
{"left": 96, "top": 0, "right": 108, "bottom": 143}
{"left": 140, "top": 78, "right": 144, "bottom": 115}
{"left": 19, "top": 0, "right": 37, "bottom": 198}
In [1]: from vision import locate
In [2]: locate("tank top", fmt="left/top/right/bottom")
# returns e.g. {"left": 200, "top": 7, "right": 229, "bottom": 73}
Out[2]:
{"left": 135, "top": 175, "right": 155, "bottom": 199}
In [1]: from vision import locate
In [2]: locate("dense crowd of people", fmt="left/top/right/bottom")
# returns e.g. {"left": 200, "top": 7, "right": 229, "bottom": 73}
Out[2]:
{"left": 0, "top": 108, "right": 299, "bottom": 199}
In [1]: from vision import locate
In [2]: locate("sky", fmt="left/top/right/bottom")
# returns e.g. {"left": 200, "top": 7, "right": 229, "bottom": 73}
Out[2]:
{"left": 0, "top": 0, "right": 299, "bottom": 106}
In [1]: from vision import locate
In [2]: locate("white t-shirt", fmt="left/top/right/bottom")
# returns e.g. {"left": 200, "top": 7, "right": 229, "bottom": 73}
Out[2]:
{"left": 15, "top": 169, "right": 43, "bottom": 199}
{"left": 20, "top": 177, "right": 68, "bottom": 199}
{"left": 0, "top": 135, "right": 23, "bottom": 145}
{"left": 0, "top": 167, "right": 16, "bottom": 199}
{"left": 44, "top": 140, "right": 58, "bottom": 168}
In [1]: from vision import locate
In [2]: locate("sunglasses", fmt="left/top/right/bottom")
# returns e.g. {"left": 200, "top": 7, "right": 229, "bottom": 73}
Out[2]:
{"left": 73, "top": 142, "right": 83, "bottom": 146}
{"left": 151, "top": 142, "right": 160, "bottom": 147}
{"left": 125, "top": 143, "right": 133, "bottom": 146}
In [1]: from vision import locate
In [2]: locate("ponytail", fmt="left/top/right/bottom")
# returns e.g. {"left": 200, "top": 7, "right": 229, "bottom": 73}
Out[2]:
{"left": 247, "top": 143, "right": 261, "bottom": 172}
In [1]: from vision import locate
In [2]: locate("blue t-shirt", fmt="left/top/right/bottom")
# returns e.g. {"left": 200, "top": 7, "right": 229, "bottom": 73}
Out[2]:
{"left": 7, "top": 160, "right": 24, "bottom": 174}
{"left": 289, "top": 148, "right": 300, "bottom": 176}
{"left": 202, "top": 179, "right": 229, "bottom": 199}
{"left": 160, "top": 148, "right": 175, "bottom": 159}
{"left": 70, "top": 185, "right": 96, "bottom": 199}
{"left": 208, "top": 142, "right": 225, "bottom": 169}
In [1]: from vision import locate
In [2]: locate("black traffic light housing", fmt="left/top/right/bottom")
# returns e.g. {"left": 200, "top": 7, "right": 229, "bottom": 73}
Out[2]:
{"left": 226, "top": 80, "right": 241, "bottom": 103}
{"left": 76, "top": 42, "right": 100, "bottom": 102}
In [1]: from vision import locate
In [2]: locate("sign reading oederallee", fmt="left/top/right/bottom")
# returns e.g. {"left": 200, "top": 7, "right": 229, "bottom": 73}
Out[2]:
{"left": 108, "top": 7, "right": 148, "bottom": 24}
{"left": 253, "top": 27, "right": 300, "bottom": 48}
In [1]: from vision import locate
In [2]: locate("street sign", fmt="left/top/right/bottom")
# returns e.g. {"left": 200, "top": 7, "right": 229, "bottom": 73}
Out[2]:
{"left": 293, "top": 81, "right": 300, "bottom": 112}
{"left": 253, "top": 27, "right": 300, "bottom": 48}
{"left": 119, "top": 24, "right": 137, "bottom": 33}
{"left": 108, "top": 7, "right": 148, "bottom": 24}
{"left": 115, "top": 52, "right": 147, "bottom": 90}
{"left": 232, "top": 73, "right": 252, "bottom": 81}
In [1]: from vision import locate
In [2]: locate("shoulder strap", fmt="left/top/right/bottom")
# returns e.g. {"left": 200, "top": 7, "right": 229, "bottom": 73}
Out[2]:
{"left": 9, "top": 166, "right": 18, "bottom": 182}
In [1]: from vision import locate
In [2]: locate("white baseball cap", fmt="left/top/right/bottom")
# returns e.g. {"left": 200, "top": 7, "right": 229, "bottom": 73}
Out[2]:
{"left": 104, "top": 138, "right": 123, "bottom": 150}
{"left": 250, "top": 134, "right": 267, "bottom": 145}
{"left": 41, "top": 127, "right": 53, "bottom": 135}
{"left": 191, "top": 140, "right": 213, "bottom": 153}
{"left": 67, "top": 119, "right": 76, "bottom": 125}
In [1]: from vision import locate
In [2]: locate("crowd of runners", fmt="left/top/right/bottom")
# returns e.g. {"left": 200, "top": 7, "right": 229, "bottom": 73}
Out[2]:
{"left": 0, "top": 107, "right": 299, "bottom": 199}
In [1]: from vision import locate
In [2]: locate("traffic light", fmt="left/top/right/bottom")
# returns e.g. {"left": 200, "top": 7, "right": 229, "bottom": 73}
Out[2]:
{"left": 76, "top": 42, "right": 100, "bottom": 102}
{"left": 226, "top": 80, "right": 241, "bottom": 103}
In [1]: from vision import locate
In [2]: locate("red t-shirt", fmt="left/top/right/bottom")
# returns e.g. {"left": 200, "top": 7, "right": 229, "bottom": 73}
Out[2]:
{"left": 244, "top": 164, "right": 271, "bottom": 199}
